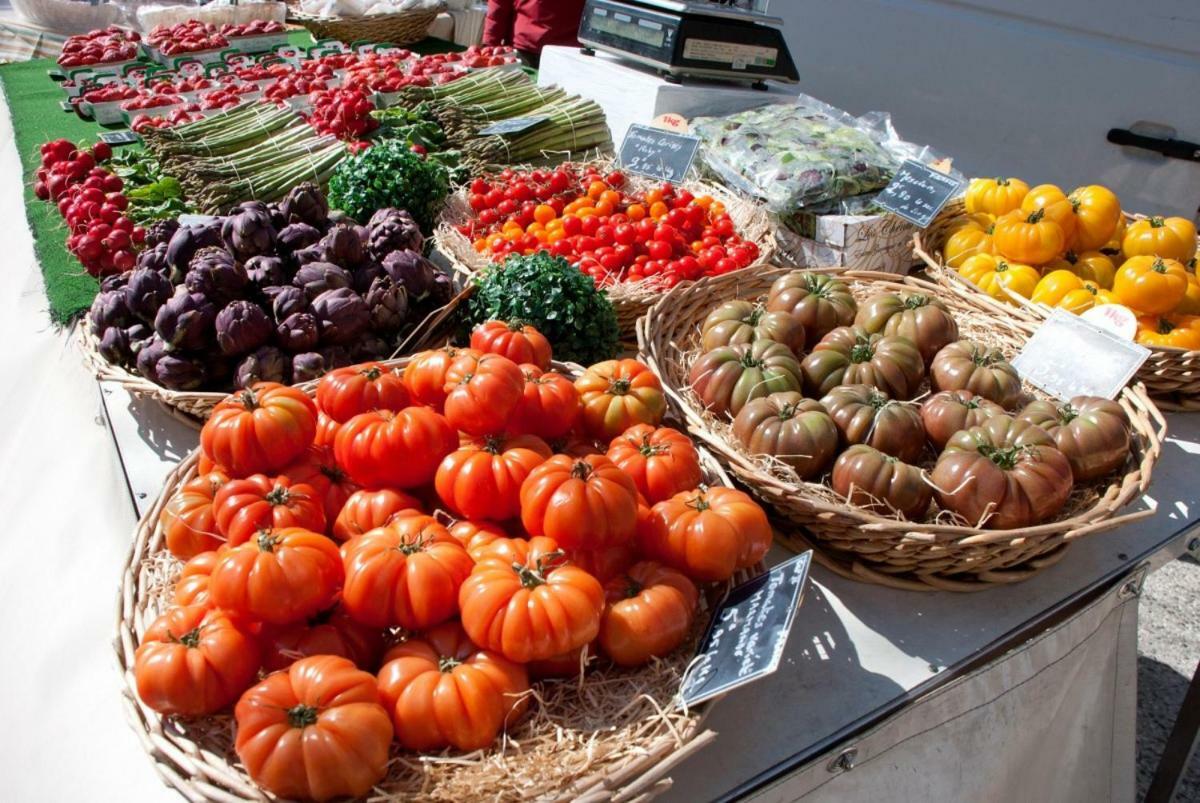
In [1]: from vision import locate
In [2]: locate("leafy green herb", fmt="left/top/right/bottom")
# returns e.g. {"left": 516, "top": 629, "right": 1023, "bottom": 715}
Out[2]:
{"left": 327, "top": 140, "right": 449, "bottom": 233}
{"left": 108, "top": 148, "right": 188, "bottom": 223}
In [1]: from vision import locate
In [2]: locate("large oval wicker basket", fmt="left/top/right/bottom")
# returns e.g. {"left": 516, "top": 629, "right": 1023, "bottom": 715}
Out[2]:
{"left": 434, "top": 176, "right": 775, "bottom": 342}
{"left": 79, "top": 289, "right": 464, "bottom": 424}
{"left": 115, "top": 355, "right": 764, "bottom": 801}
{"left": 287, "top": 3, "right": 445, "bottom": 45}
{"left": 918, "top": 199, "right": 1200, "bottom": 411}
{"left": 637, "top": 265, "right": 1166, "bottom": 592}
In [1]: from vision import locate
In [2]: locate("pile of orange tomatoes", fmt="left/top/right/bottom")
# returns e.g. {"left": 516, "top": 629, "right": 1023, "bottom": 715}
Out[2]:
{"left": 134, "top": 321, "right": 772, "bottom": 800}
{"left": 944, "top": 177, "right": 1200, "bottom": 349}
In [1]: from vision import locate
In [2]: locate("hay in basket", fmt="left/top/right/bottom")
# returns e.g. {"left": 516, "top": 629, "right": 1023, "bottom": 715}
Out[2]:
{"left": 434, "top": 170, "right": 775, "bottom": 342}
{"left": 115, "top": 355, "right": 761, "bottom": 802}
{"left": 637, "top": 265, "right": 1166, "bottom": 592}
{"left": 917, "top": 200, "right": 1200, "bottom": 411}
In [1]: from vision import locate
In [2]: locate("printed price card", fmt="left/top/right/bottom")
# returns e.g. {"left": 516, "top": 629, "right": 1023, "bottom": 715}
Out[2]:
{"left": 679, "top": 551, "right": 811, "bottom": 708}
{"left": 99, "top": 130, "right": 140, "bottom": 145}
{"left": 1011, "top": 309, "right": 1150, "bottom": 400}
{"left": 618, "top": 123, "right": 701, "bottom": 183}
{"left": 876, "top": 159, "right": 964, "bottom": 227}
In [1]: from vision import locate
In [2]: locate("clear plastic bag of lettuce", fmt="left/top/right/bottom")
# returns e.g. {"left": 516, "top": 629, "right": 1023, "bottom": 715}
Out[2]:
{"left": 692, "top": 94, "right": 916, "bottom": 215}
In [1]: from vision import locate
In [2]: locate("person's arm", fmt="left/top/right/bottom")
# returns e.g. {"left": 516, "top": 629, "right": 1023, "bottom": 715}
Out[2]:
{"left": 483, "top": 0, "right": 516, "bottom": 46}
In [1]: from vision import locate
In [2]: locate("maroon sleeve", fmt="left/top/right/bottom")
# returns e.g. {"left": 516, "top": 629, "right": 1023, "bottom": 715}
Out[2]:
{"left": 483, "top": 0, "right": 516, "bottom": 46}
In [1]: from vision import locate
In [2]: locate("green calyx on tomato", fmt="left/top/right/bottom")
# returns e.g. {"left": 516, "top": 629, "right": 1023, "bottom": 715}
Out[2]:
{"left": 738, "top": 352, "right": 765, "bottom": 370}
{"left": 514, "top": 552, "right": 566, "bottom": 589}
{"left": 976, "top": 444, "right": 1024, "bottom": 470}
{"left": 256, "top": 530, "right": 280, "bottom": 553}
{"left": 360, "top": 366, "right": 383, "bottom": 381}
{"left": 238, "top": 388, "right": 260, "bottom": 411}
{"left": 570, "top": 460, "right": 595, "bottom": 480}
{"left": 481, "top": 435, "right": 507, "bottom": 455}
{"left": 396, "top": 533, "right": 434, "bottom": 556}
{"left": 286, "top": 703, "right": 319, "bottom": 729}
{"left": 264, "top": 485, "right": 293, "bottom": 506}
{"left": 1157, "top": 318, "right": 1179, "bottom": 335}
{"left": 685, "top": 491, "right": 711, "bottom": 512}
{"left": 438, "top": 656, "right": 463, "bottom": 673}
{"left": 622, "top": 576, "right": 644, "bottom": 599}
{"left": 1149, "top": 216, "right": 1165, "bottom": 228}
{"left": 1025, "top": 209, "right": 1046, "bottom": 224}
{"left": 637, "top": 438, "right": 671, "bottom": 458}
{"left": 173, "top": 627, "right": 202, "bottom": 649}
{"left": 848, "top": 338, "right": 876, "bottom": 364}
{"left": 608, "top": 378, "right": 632, "bottom": 396}
{"left": 903, "top": 294, "right": 933, "bottom": 310}
{"left": 1152, "top": 258, "right": 1168, "bottom": 274}
{"left": 865, "top": 389, "right": 891, "bottom": 410}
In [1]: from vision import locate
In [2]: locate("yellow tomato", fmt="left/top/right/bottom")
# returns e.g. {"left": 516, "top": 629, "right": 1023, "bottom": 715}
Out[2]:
{"left": 993, "top": 209, "right": 1066, "bottom": 265}
{"left": 1031, "top": 269, "right": 1084, "bottom": 306}
{"left": 533, "top": 204, "right": 557, "bottom": 225}
{"left": 1067, "top": 185, "right": 1122, "bottom": 251}
{"left": 965, "top": 177, "right": 1029, "bottom": 216}
{"left": 1176, "top": 269, "right": 1200, "bottom": 315}
{"left": 1122, "top": 216, "right": 1198, "bottom": 263}
{"left": 1044, "top": 250, "right": 1117, "bottom": 288}
{"left": 943, "top": 213, "right": 995, "bottom": 268}
{"left": 1021, "top": 184, "right": 1078, "bottom": 245}
{"left": 1113, "top": 255, "right": 1189, "bottom": 314}
{"left": 1135, "top": 314, "right": 1200, "bottom": 351}
{"left": 1057, "top": 287, "right": 1096, "bottom": 315}
{"left": 958, "top": 253, "right": 1040, "bottom": 304}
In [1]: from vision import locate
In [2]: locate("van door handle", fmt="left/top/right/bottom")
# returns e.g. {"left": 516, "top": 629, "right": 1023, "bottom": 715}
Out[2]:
{"left": 1107, "top": 128, "right": 1200, "bottom": 162}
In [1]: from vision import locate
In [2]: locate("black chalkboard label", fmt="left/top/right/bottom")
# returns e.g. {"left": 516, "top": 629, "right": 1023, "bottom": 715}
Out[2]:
{"left": 100, "top": 130, "right": 141, "bottom": 145}
{"left": 618, "top": 123, "right": 701, "bottom": 183}
{"left": 679, "top": 551, "right": 811, "bottom": 708}
{"left": 478, "top": 115, "right": 550, "bottom": 137}
{"left": 875, "top": 159, "right": 964, "bottom": 228}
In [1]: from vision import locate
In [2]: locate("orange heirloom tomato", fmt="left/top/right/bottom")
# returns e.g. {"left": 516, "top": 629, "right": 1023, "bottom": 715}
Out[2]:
{"left": 235, "top": 655, "right": 392, "bottom": 802}
{"left": 1113, "top": 256, "right": 1189, "bottom": 314}
{"left": 436, "top": 433, "right": 550, "bottom": 520}
{"left": 335, "top": 406, "right": 458, "bottom": 489}
{"left": 599, "top": 560, "right": 699, "bottom": 667}
{"left": 213, "top": 474, "right": 327, "bottom": 547}
{"left": 135, "top": 604, "right": 260, "bottom": 716}
{"left": 1135, "top": 314, "right": 1200, "bottom": 350}
{"left": 965, "top": 177, "right": 1028, "bottom": 216}
{"left": 507, "top": 365, "right": 581, "bottom": 440}
{"left": 993, "top": 208, "right": 1066, "bottom": 266}
{"left": 448, "top": 518, "right": 509, "bottom": 559}
{"left": 174, "top": 548, "right": 223, "bottom": 607}
{"left": 1122, "top": 216, "right": 1197, "bottom": 263}
{"left": 470, "top": 320, "right": 553, "bottom": 370}
{"left": 1045, "top": 250, "right": 1117, "bottom": 289}
{"left": 376, "top": 621, "right": 530, "bottom": 751}
{"left": 643, "top": 486, "right": 772, "bottom": 582}
{"left": 958, "top": 253, "right": 1040, "bottom": 303}
{"left": 519, "top": 454, "right": 638, "bottom": 550}
{"left": 1068, "top": 185, "right": 1122, "bottom": 251}
{"left": 402, "top": 346, "right": 482, "bottom": 410}
{"left": 315, "top": 362, "right": 410, "bottom": 423}
{"left": 564, "top": 540, "right": 638, "bottom": 583}
{"left": 606, "top": 424, "right": 703, "bottom": 504}
{"left": 1020, "top": 184, "right": 1077, "bottom": 245}
{"left": 280, "top": 444, "right": 360, "bottom": 525}
{"left": 943, "top": 213, "right": 995, "bottom": 269}
{"left": 160, "top": 470, "right": 228, "bottom": 560}
{"left": 443, "top": 352, "right": 526, "bottom": 436}
{"left": 201, "top": 383, "right": 317, "bottom": 477}
{"left": 331, "top": 488, "right": 423, "bottom": 541}
{"left": 459, "top": 536, "right": 605, "bottom": 663}
{"left": 262, "top": 602, "right": 384, "bottom": 673}
{"left": 210, "top": 527, "right": 343, "bottom": 625}
{"left": 575, "top": 358, "right": 666, "bottom": 440}
{"left": 340, "top": 515, "right": 474, "bottom": 629}
{"left": 313, "top": 411, "right": 341, "bottom": 448}
{"left": 1031, "top": 269, "right": 1085, "bottom": 306}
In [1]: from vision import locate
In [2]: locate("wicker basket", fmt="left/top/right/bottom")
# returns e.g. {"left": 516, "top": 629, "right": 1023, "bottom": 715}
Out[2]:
{"left": 434, "top": 175, "right": 775, "bottom": 342}
{"left": 79, "top": 288, "right": 465, "bottom": 424}
{"left": 287, "top": 3, "right": 445, "bottom": 45}
{"left": 115, "top": 356, "right": 763, "bottom": 801}
{"left": 637, "top": 265, "right": 1167, "bottom": 592}
{"left": 917, "top": 201, "right": 1200, "bottom": 411}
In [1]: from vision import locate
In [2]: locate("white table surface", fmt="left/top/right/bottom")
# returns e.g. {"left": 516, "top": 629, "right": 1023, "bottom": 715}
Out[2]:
{"left": 2, "top": 69, "right": 1196, "bottom": 803}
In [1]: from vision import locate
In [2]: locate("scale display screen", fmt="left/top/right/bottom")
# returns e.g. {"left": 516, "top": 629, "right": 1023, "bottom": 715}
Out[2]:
{"left": 588, "top": 10, "right": 667, "bottom": 48}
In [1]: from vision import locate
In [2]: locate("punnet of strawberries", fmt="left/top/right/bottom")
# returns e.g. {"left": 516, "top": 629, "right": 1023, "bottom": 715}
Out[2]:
{"left": 57, "top": 26, "right": 139, "bottom": 68}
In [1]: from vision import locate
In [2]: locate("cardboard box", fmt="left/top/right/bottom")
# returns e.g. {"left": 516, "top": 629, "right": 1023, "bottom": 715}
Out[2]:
{"left": 775, "top": 213, "right": 918, "bottom": 274}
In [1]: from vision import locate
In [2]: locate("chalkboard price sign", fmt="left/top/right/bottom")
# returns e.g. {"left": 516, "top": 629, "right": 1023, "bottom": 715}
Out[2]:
{"left": 478, "top": 115, "right": 550, "bottom": 137}
{"left": 618, "top": 124, "right": 701, "bottom": 183}
{"left": 99, "top": 130, "right": 141, "bottom": 145}
{"left": 679, "top": 551, "right": 811, "bottom": 708}
{"left": 1011, "top": 309, "right": 1150, "bottom": 400}
{"left": 876, "top": 159, "right": 964, "bottom": 228}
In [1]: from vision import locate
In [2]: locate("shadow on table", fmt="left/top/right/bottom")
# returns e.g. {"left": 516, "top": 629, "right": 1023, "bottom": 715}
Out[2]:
{"left": 1136, "top": 655, "right": 1200, "bottom": 802}
{"left": 124, "top": 392, "right": 196, "bottom": 464}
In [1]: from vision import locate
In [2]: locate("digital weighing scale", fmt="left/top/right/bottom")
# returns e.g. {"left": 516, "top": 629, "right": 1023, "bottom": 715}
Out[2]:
{"left": 578, "top": 0, "right": 799, "bottom": 87}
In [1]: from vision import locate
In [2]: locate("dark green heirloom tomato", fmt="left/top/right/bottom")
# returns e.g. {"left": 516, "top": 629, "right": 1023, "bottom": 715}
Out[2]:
{"left": 819, "top": 384, "right": 926, "bottom": 463}
{"left": 830, "top": 444, "right": 932, "bottom": 520}
{"left": 929, "top": 340, "right": 1023, "bottom": 409}
{"left": 854, "top": 292, "right": 960, "bottom": 365}
{"left": 920, "top": 389, "right": 1007, "bottom": 451}
{"left": 800, "top": 326, "right": 926, "bottom": 400}
{"left": 1016, "top": 396, "right": 1131, "bottom": 481}
{"left": 700, "top": 300, "right": 806, "bottom": 355}
{"left": 688, "top": 340, "right": 804, "bottom": 419}
{"left": 931, "top": 414, "right": 1073, "bottom": 529}
{"left": 765, "top": 271, "right": 857, "bottom": 348}
{"left": 731, "top": 392, "right": 839, "bottom": 479}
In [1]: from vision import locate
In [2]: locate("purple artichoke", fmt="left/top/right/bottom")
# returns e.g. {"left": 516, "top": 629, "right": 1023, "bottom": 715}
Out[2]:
{"left": 154, "top": 289, "right": 216, "bottom": 352}
{"left": 293, "top": 261, "right": 352, "bottom": 300}
{"left": 135, "top": 242, "right": 170, "bottom": 276}
{"left": 280, "top": 182, "right": 330, "bottom": 229}
{"left": 267, "top": 285, "right": 309, "bottom": 323}
{"left": 135, "top": 336, "right": 168, "bottom": 383}
{"left": 267, "top": 202, "right": 287, "bottom": 231}
{"left": 98, "top": 326, "right": 133, "bottom": 365}
{"left": 156, "top": 353, "right": 209, "bottom": 390}
{"left": 354, "top": 334, "right": 391, "bottom": 361}
{"left": 319, "top": 344, "right": 353, "bottom": 370}
{"left": 277, "top": 312, "right": 319, "bottom": 352}
{"left": 185, "top": 247, "right": 248, "bottom": 305}
{"left": 292, "top": 352, "right": 326, "bottom": 383}
{"left": 89, "top": 288, "right": 135, "bottom": 334}
{"left": 365, "top": 275, "right": 409, "bottom": 334}
{"left": 215, "top": 300, "right": 273, "bottom": 356}
{"left": 381, "top": 249, "right": 439, "bottom": 298}
{"left": 126, "top": 322, "right": 152, "bottom": 345}
{"left": 277, "top": 222, "right": 322, "bottom": 259}
{"left": 126, "top": 268, "right": 173, "bottom": 324}
{"left": 245, "top": 255, "right": 286, "bottom": 292}
{"left": 312, "top": 287, "right": 369, "bottom": 346}
{"left": 235, "top": 345, "right": 288, "bottom": 389}
{"left": 145, "top": 218, "right": 180, "bottom": 248}
{"left": 100, "top": 273, "right": 130, "bottom": 293}
{"left": 352, "top": 261, "right": 384, "bottom": 295}
{"left": 367, "top": 208, "right": 423, "bottom": 259}
{"left": 222, "top": 204, "right": 277, "bottom": 260}
{"left": 166, "top": 220, "right": 223, "bottom": 283}
{"left": 293, "top": 240, "right": 333, "bottom": 268}
{"left": 318, "top": 223, "right": 365, "bottom": 269}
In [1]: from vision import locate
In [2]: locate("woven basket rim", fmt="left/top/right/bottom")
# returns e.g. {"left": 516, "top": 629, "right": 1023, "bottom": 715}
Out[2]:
{"left": 287, "top": 3, "right": 445, "bottom": 24}
{"left": 636, "top": 264, "right": 1167, "bottom": 590}
{"left": 115, "top": 355, "right": 761, "bottom": 800}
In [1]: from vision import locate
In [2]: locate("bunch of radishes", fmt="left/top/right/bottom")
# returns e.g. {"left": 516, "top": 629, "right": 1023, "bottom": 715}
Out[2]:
{"left": 304, "top": 87, "right": 378, "bottom": 142}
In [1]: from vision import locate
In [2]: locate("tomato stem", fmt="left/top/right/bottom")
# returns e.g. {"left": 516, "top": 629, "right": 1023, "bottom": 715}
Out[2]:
{"left": 239, "top": 388, "right": 258, "bottom": 411}
{"left": 514, "top": 561, "right": 546, "bottom": 588}
{"left": 175, "top": 627, "right": 201, "bottom": 649}
{"left": 438, "top": 656, "right": 463, "bottom": 672}
{"left": 264, "top": 485, "right": 292, "bottom": 506}
{"left": 902, "top": 294, "right": 931, "bottom": 310}
{"left": 747, "top": 305, "right": 764, "bottom": 326}
{"left": 256, "top": 530, "right": 280, "bottom": 552}
{"left": 739, "top": 351, "right": 765, "bottom": 370}
{"left": 1157, "top": 317, "right": 1177, "bottom": 335}
{"left": 1026, "top": 208, "right": 1045, "bottom": 225}
{"left": 977, "top": 444, "right": 1021, "bottom": 470}
{"left": 686, "top": 492, "right": 711, "bottom": 512}
{"left": 482, "top": 435, "right": 506, "bottom": 455}
{"left": 361, "top": 366, "right": 382, "bottom": 381}
{"left": 623, "top": 577, "right": 643, "bottom": 599}
{"left": 397, "top": 532, "right": 432, "bottom": 555}
{"left": 637, "top": 436, "right": 670, "bottom": 458}
{"left": 1152, "top": 258, "right": 1168, "bottom": 274}
{"left": 608, "top": 377, "right": 632, "bottom": 395}
{"left": 570, "top": 460, "right": 594, "bottom": 480}
{"left": 286, "top": 704, "right": 319, "bottom": 729}
{"left": 1149, "top": 216, "right": 1165, "bottom": 228}
{"left": 849, "top": 338, "right": 875, "bottom": 364}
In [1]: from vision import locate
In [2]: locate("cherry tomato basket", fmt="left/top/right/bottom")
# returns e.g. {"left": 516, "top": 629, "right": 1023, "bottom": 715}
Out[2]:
{"left": 115, "top": 356, "right": 762, "bottom": 802}
{"left": 637, "top": 265, "right": 1166, "bottom": 591}
{"left": 918, "top": 201, "right": 1200, "bottom": 411}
